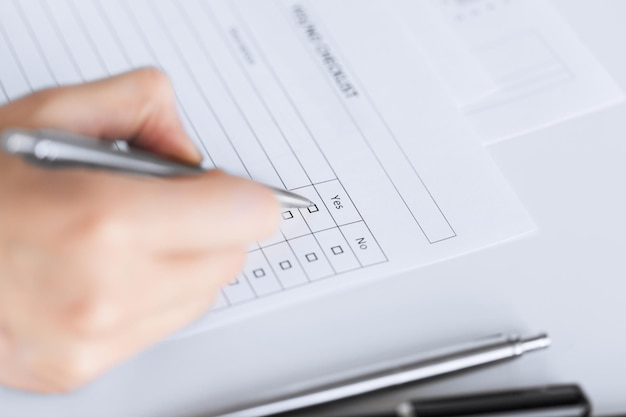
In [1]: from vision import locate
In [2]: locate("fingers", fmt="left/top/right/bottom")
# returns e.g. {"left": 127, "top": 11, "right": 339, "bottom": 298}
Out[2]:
{"left": 1, "top": 245, "right": 246, "bottom": 342}
{"left": 0, "top": 68, "right": 202, "bottom": 164}
{"left": 61, "top": 168, "right": 279, "bottom": 251}
{"left": 123, "top": 170, "right": 281, "bottom": 250}
{"left": 3, "top": 161, "right": 279, "bottom": 252}
{"left": 0, "top": 247, "right": 246, "bottom": 393}
{"left": 25, "top": 295, "right": 217, "bottom": 393}
{"left": 148, "top": 248, "right": 245, "bottom": 314}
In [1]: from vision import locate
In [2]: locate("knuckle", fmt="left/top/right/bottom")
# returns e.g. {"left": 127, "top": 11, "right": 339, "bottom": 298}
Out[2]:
{"left": 51, "top": 350, "right": 100, "bottom": 392}
{"left": 61, "top": 291, "right": 119, "bottom": 336}
{"left": 134, "top": 67, "right": 174, "bottom": 100}
{"left": 28, "top": 344, "right": 101, "bottom": 393}
{"left": 75, "top": 207, "right": 129, "bottom": 250}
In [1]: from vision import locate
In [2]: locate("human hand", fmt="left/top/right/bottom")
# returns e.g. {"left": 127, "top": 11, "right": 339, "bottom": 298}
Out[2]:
{"left": 0, "top": 69, "right": 279, "bottom": 393}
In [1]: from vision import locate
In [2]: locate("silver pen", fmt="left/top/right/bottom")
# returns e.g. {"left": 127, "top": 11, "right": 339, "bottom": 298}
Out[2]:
{"left": 0, "top": 128, "right": 313, "bottom": 209}
{"left": 214, "top": 333, "right": 551, "bottom": 417}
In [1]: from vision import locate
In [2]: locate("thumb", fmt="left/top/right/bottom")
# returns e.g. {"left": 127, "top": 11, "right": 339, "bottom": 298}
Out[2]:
{"left": 3, "top": 68, "right": 202, "bottom": 164}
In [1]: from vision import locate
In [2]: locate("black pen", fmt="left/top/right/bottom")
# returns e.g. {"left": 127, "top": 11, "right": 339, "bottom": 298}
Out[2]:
{"left": 340, "top": 385, "right": 591, "bottom": 417}
{"left": 214, "top": 334, "right": 551, "bottom": 417}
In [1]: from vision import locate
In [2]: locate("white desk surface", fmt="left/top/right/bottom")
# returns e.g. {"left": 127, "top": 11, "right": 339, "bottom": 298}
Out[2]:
{"left": 3, "top": 1, "right": 626, "bottom": 416}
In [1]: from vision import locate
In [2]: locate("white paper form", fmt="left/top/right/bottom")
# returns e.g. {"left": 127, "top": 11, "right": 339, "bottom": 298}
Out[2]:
{"left": 418, "top": 0, "right": 625, "bottom": 144}
{"left": 0, "top": 0, "right": 534, "bottom": 332}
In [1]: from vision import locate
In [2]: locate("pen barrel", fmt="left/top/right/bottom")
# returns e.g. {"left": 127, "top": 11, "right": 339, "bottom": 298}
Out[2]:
{"left": 1, "top": 129, "right": 312, "bottom": 208}
{"left": 402, "top": 385, "right": 591, "bottom": 417}
{"left": 216, "top": 334, "right": 550, "bottom": 417}
{"left": 378, "top": 334, "right": 550, "bottom": 386}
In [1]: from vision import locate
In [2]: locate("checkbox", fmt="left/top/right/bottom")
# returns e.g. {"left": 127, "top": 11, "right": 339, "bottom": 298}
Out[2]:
{"left": 253, "top": 268, "right": 266, "bottom": 278}
{"left": 282, "top": 210, "right": 294, "bottom": 220}
{"left": 307, "top": 204, "right": 319, "bottom": 213}
{"left": 279, "top": 260, "right": 292, "bottom": 270}
{"left": 305, "top": 253, "right": 318, "bottom": 262}
{"left": 331, "top": 246, "right": 344, "bottom": 255}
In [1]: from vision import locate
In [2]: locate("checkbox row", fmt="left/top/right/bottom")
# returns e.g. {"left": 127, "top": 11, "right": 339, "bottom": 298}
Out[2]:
{"left": 281, "top": 204, "right": 320, "bottom": 220}
{"left": 248, "top": 246, "right": 345, "bottom": 280}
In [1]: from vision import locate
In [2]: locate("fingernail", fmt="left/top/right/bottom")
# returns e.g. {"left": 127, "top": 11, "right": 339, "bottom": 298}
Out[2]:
{"left": 183, "top": 142, "right": 203, "bottom": 165}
